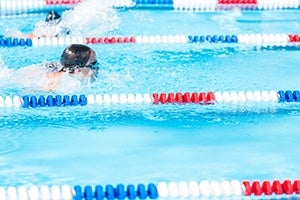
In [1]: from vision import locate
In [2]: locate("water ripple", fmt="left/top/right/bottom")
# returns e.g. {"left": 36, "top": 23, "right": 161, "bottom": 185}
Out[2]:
{"left": 0, "top": 130, "right": 22, "bottom": 155}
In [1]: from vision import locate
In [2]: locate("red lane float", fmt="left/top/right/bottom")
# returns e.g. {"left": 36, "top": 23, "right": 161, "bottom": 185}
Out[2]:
{"left": 242, "top": 180, "right": 300, "bottom": 196}
{"left": 152, "top": 92, "right": 215, "bottom": 105}
{"left": 45, "top": 0, "right": 82, "bottom": 5}
{"left": 218, "top": 0, "right": 257, "bottom": 4}
{"left": 217, "top": 0, "right": 258, "bottom": 9}
{"left": 288, "top": 34, "right": 300, "bottom": 42}
{"left": 85, "top": 37, "right": 136, "bottom": 44}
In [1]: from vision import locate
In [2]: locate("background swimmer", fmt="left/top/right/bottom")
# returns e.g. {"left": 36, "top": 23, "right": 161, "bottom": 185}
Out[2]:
{"left": 21, "top": 10, "right": 70, "bottom": 38}
{"left": 4, "top": 0, "right": 120, "bottom": 39}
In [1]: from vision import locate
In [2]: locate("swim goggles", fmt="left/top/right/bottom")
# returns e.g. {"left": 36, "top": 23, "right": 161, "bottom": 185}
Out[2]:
{"left": 61, "top": 61, "right": 99, "bottom": 74}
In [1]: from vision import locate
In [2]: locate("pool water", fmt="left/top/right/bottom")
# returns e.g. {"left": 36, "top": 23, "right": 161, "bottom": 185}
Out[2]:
{"left": 1, "top": 2, "right": 300, "bottom": 197}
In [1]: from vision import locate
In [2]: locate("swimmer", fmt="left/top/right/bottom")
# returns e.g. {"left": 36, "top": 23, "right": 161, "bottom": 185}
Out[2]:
{"left": 21, "top": 10, "right": 70, "bottom": 38}
{"left": 45, "top": 44, "right": 99, "bottom": 91}
{"left": 13, "top": 44, "right": 99, "bottom": 92}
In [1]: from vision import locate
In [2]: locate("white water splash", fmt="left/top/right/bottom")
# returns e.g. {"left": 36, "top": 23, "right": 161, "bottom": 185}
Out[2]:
{"left": 0, "top": 59, "right": 87, "bottom": 93}
{"left": 14, "top": 64, "right": 87, "bottom": 93}
{"left": 62, "top": 0, "right": 121, "bottom": 36}
{"left": 211, "top": 7, "right": 242, "bottom": 32}
{"left": 0, "top": 55, "right": 13, "bottom": 87}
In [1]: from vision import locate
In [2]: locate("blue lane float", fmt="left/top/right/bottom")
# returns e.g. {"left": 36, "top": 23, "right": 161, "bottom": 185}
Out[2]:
{"left": 73, "top": 183, "right": 158, "bottom": 200}
{"left": 127, "top": 185, "right": 137, "bottom": 199}
{"left": 22, "top": 94, "right": 88, "bottom": 108}
{"left": 188, "top": 34, "right": 238, "bottom": 43}
{"left": 95, "top": 185, "right": 104, "bottom": 200}
{"left": 84, "top": 186, "right": 93, "bottom": 200}
{"left": 278, "top": 90, "right": 300, "bottom": 102}
{"left": 0, "top": 37, "right": 32, "bottom": 47}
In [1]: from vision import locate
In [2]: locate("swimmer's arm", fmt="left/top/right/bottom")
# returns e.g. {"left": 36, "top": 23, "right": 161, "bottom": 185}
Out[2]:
{"left": 46, "top": 72, "right": 63, "bottom": 91}
{"left": 18, "top": 33, "right": 48, "bottom": 39}
{"left": 10, "top": 32, "right": 35, "bottom": 39}
{"left": 45, "top": 73, "right": 57, "bottom": 91}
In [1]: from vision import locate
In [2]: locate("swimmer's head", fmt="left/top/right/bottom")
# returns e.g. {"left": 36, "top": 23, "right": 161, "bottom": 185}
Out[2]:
{"left": 45, "top": 10, "right": 62, "bottom": 23}
{"left": 60, "top": 44, "right": 99, "bottom": 79}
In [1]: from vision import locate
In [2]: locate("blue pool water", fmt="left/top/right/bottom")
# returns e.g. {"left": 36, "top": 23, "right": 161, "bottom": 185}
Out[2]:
{"left": 0, "top": 3, "right": 300, "bottom": 192}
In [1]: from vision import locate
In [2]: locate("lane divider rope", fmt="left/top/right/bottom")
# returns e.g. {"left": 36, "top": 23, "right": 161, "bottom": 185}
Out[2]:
{"left": 0, "top": 90, "right": 299, "bottom": 108}
{"left": 173, "top": 0, "right": 300, "bottom": 11}
{"left": 0, "top": 0, "right": 135, "bottom": 15}
{"left": 45, "top": 0, "right": 135, "bottom": 7}
{"left": 1, "top": 33, "right": 300, "bottom": 48}
{"left": 1, "top": 0, "right": 300, "bottom": 13}
{"left": 0, "top": 179, "right": 300, "bottom": 199}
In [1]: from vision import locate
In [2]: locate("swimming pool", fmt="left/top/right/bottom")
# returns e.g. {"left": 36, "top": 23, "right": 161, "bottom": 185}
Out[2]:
{"left": 1, "top": 0, "right": 300, "bottom": 199}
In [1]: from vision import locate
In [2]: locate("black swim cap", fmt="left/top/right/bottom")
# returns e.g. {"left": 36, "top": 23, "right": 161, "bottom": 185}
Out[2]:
{"left": 60, "top": 44, "right": 98, "bottom": 73}
{"left": 45, "top": 10, "right": 61, "bottom": 22}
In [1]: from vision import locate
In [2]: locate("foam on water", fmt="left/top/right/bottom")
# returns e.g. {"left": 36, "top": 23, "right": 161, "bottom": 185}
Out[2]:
{"left": 62, "top": 0, "right": 121, "bottom": 36}
{"left": 211, "top": 8, "right": 242, "bottom": 32}
{"left": 0, "top": 58, "right": 91, "bottom": 94}
{"left": 0, "top": 55, "right": 13, "bottom": 90}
